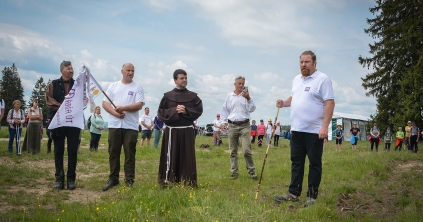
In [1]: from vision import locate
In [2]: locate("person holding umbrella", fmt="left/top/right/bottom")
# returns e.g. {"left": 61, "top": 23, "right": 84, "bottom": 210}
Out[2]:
{"left": 6, "top": 100, "right": 25, "bottom": 155}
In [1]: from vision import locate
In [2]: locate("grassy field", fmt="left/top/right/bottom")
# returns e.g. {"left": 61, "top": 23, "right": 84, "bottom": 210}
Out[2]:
{"left": 0, "top": 127, "right": 422, "bottom": 221}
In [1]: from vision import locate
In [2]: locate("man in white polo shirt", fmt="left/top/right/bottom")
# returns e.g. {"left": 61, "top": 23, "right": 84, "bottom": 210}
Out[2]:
{"left": 220, "top": 76, "right": 258, "bottom": 180}
{"left": 274, "top": 50, "right": 335, "bottom": 207}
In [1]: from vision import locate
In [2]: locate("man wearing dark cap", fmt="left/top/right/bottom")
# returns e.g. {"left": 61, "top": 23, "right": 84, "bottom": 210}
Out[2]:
{"left": 409, "top": 122, "right": 420, "bottom": 153}
{"left": 157, "top": 69, "right": 203, "bottom": 187}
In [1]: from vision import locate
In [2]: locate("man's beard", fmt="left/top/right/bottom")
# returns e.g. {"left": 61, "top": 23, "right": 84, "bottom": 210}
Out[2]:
{"left": 301, "top": 68, "right": 310, "bottom": 76}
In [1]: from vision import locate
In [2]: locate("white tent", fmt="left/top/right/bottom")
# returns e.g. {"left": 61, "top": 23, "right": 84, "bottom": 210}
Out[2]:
{"left": 329, "top": 112, "right": 369, "bottom": 141}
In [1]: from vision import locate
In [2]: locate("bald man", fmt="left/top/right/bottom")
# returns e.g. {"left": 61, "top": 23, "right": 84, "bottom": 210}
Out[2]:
{"left": 102, "top": 63, "right": 145, "bottom": 191}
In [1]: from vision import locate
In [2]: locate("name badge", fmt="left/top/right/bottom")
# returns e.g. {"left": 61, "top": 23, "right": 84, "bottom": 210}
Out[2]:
{"left": 304, "top": 87, "right": 310, "bottom": 91}
{"left": 128, "top": 91, "right": 134, "bottom": 95}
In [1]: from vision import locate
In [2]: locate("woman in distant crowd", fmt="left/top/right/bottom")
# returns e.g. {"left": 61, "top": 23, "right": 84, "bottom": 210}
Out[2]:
{"left": 22, "top": 99, "right": 43, "bottom": 154}
{"left": 89, "top": 106, "right": 104, "bottom": 152}
{"left": 6, "top": 100, "right": 25, "bottom": 155}
{"left": 265, "top": 119, "right": 273, "bottom": 146}
{"left": 250, "top": 120, "right": 258, "bottom": 144}
{"left": 257, "top": 119, "right": 265, "bottom": 147}
{"left": 370, "top": 123, "right": 380, "bottom": 152}
{"left": 273, "top": 120, "right": 282, "bottom": 147}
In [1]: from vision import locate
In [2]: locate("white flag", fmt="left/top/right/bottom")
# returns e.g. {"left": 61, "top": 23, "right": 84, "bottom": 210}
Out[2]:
{"left": 87, "top": 69, "right": 103, "bottom": 112}
{"left": 48, "top": 66, "right": 89, "bottom": 130}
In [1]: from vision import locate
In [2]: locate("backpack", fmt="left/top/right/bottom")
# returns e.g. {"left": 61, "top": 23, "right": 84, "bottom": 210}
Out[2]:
{"left": 8, "top": 109, "right": 24, "bottom": 124}
{"left": 87, "top": 115, "right": 93, "bottom": 129}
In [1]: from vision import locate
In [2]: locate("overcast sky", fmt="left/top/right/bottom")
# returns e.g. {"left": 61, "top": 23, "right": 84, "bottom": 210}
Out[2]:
{"left": 0, "top": 0, "right": 377, "bottom": 125}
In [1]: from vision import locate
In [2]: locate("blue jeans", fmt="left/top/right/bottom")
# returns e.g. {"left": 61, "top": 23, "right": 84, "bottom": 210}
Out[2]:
{"left": 8, "top": 126, "right": 23, "bottom": 154}
{"left": 153, "top": 129, "right": 162, "bottom": 148}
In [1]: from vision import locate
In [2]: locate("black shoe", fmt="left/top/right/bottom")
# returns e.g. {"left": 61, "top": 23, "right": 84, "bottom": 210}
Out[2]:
{"left": 53, "top": 181, "right": 64, "bottom": 190}
{"left": 67, "top": 180, "right": 76, "bottom": 190}
{"left": 103, "top": 180, "right": 119, "bottom": 191}
{"left": 126, "top": 179, "right": 134, "bottom": 188}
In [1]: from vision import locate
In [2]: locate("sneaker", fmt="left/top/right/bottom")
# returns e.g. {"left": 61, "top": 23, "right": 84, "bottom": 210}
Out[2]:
{"left": 303, "top": 198, "right": 316, "bottom": 207}
{"left": 274, "top": 193, "right": 299, "bottom": 203}
{"left": 230, "top": 174, "right": 238, "bottom": 180}
{"left": 250, "top": 173, "right": 258, "bottom": 179}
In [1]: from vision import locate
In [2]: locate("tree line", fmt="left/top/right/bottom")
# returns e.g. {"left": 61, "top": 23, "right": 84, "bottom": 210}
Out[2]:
{"left": 0, "top": 63, "right": 49, "bottom": 126}
{"left": 359, "top": 0, "right": 423, "bottom": 131}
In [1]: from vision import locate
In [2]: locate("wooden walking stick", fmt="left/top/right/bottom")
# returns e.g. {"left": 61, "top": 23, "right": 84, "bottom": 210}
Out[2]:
{"left": 255, "top": 107, "right": 280, "bottom": 200}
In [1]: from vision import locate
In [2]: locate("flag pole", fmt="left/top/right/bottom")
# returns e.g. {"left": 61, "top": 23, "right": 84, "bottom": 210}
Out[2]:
{"left": 255, "top": 107, "right": 280, "bottom": 200}
{"left": 88, "top": 73, "right": 117, "bottom": 108}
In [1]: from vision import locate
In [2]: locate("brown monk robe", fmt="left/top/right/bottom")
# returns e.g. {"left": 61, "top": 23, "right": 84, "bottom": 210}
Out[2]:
{"left": 157, "top": 87, "right": 203, "bottom": 187}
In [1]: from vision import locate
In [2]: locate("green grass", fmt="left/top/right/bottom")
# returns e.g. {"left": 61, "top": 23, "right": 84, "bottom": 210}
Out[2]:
{"left": 0, "top": 127, "right": 423, "bottom": 221}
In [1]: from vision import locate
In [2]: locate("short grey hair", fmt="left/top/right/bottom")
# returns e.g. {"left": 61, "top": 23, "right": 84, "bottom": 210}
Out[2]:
{"left": 234, "top": 76, "right": 245, "bottom": 83}
{"left": 60, "top": 61, "right": 72, "bottom": 71}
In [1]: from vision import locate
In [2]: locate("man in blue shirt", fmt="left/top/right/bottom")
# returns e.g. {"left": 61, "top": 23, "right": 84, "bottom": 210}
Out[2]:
{"left": 153, "top": 113, "right": 164, "bottom": 148}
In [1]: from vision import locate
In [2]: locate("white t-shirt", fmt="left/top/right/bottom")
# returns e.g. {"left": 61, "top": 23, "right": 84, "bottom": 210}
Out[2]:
{"left": 290, "top": 70, "right": 334, "bottom": 134}
{"left": 274, "top": 125, "right": 281, "bottom": 135}
{"left": 140, "top": 114, "right": 153, "bottom": 130}
{"left": 213, "top": 119, "right": 222, "bottom": 131}
{"left": 0, "top": 99, "right": 4, "bottom": 116}
{"left": 266, "top": 124, "right": 273, "bottom": 134}
{"left": 103, "top": 81, "right": 145, "bottom": 130}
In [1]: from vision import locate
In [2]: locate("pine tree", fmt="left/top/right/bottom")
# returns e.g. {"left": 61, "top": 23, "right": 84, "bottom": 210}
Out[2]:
{"left": 0, "top": 64, "right": 26, "bottom": 126}
{"left": 359, "top": 0, "right": 423, "bottom": 131}
{"left": 27, "top": 76, "right": 47, "bottom": 124}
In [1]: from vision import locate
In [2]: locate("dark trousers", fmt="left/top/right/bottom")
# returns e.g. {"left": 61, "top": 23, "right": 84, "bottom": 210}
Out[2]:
{"left": 289, "top": 131, "right": 323, "bottom": 199}
{"left": 108, "top": 128, "right": 138, "bottom": 182}
{"left": 385, "top": 142, "right": 391, "bottom": 150}
{"left": 410, "top": 135, "right": 418, "bottom": 153}
{"left": 371, "top": 138, "right": 379, "bottom": 151}
{"left": 90, "top": 132, "right": 101, "bottom": 150}
{"left": 274, "top": 135, "right": 280, "bottom": 146}
{"left": 251, "top": 135, "right": 256, "bottom": 143}
{"left": 52, "top": 126, "right": 80, "bottom": 182}
{"left": 258, "top": 135, "right": 264, "bottom": 146}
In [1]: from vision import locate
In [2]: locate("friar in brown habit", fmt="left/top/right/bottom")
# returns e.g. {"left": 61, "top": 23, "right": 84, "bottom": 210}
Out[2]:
{"left": 157, "top": 69, "right": 203, "bottom": 187}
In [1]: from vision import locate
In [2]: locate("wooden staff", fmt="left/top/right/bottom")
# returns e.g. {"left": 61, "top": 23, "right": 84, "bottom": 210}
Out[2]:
{"left": 255, "top": 108, "right": 280, "bottom": 200}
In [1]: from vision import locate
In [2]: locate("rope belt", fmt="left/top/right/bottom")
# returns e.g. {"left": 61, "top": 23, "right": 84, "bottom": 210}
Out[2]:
{"left": 165, "top": 125, "right": 193, "bottom": 183}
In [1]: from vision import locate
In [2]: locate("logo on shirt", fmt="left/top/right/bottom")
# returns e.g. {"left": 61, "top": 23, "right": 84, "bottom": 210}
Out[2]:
{"left": 128, "top": 91, "right": 134, "bottom": 96}
{"left": 304, "top": 87, "right": 310, "bottom": 91}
